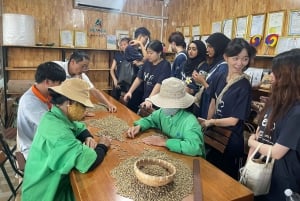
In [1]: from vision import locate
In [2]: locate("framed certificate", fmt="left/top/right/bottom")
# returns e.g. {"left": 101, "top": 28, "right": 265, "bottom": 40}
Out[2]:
{"left": 201, "top": 35, "right": 210, "bottom": 46}
{"left": 275, "top": 36, "right": 300, "bottom": 54}
{"left": 235, "top": 16, "right": 249, "bottom": 38}
{"left": 211, "top": 21, "right": 222, "bottom": 33}
{"left": 175, "top": 26, "right": 182, "bottom": 33}
{"left": 60, "top": 30, "right": 73, "bottom": 47}
{"left": 265, "top": 11, "right": 285, "bottom": 36}
{"left": 222, "top": 19, "right": 233, "bottom": 39}
{"left": 192, "top": 25, "right": 201, "bottom": 36}
{"left": 115, "top": 30, "right": 129, "bottom": 41}
{"left": 183, "top": 26, "right": 190, "bottom": 36}
{"left": 288, "top": 10, "right": 300, "bottom": 36}
{"left": 74, "top": 31, "right": 87, "bottom": 47}
{"left": 249, "top": 14, "right": 266, "bottom": 37}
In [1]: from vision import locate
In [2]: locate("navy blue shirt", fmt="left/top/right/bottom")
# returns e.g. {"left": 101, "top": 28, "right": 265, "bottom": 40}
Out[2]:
{"left": 125, "top": 45, "right": 143, "bottom": 62}
{"left": 257, "top": 102, "right": 300, "bottom": 201}
{"left": 198, "top": 61, "right": 228, "bottom": 119}
{"left": 137, "top": 59, "right": 171, "bottom": 100}
{"left": 114, "top": 51, "right": 126, "bottom": 78}
{"left": 172, "top": 51, "right": 187, "bottom": 77}
{"left": 209, "top": 72, "right": 252, "bottom": 156}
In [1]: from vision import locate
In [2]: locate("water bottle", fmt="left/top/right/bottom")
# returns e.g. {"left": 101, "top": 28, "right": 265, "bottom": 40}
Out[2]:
{"left": 285, "top": 189, "right": 300, "bottom": 201}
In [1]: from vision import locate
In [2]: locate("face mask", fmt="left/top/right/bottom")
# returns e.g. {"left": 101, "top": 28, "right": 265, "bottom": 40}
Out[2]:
{"left": 67, "top": 102, "right": 86, "bottom": 121}
{"left": 162, "top": 108, "right": 179, "bottom": 116}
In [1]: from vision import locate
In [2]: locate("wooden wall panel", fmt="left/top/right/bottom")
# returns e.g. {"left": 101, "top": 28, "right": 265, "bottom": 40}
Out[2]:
{"left": 2, "top": 0, "right": 165, "bottom": 47}
{"left": 165, "top": 0, "right": 300, "bottom": 55}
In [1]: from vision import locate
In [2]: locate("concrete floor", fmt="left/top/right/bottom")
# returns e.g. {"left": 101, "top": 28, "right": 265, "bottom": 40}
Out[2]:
{"left": 0, "top": 139, "right": 21, "bottom": 201}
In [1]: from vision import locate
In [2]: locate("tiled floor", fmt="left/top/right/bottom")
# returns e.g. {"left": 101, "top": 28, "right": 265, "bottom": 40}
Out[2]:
{"left": 0, "top": 138, "right": 21, "bottom": 201}
{"left": 0, "top": 160, "right": 20, "bottom": 201}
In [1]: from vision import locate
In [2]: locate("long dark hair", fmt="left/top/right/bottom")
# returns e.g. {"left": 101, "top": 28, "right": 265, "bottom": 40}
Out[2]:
{"left": 259, "top": 48, "right": 300, "bottom": 134}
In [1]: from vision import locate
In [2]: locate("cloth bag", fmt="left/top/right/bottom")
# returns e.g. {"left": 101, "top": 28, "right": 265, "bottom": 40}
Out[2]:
{"left": 118, "top": 60, "right": 135, "bottom": 92}
{"left": 239, "top": 143, "right": 274, "bottom": 196}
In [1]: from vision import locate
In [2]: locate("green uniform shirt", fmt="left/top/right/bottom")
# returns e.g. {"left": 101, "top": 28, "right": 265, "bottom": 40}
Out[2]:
{"left": 22, "top": 106, "right": 97, "bottom": 201}
{"left": 135, "top": 109, "right": 205, "bottom": 157}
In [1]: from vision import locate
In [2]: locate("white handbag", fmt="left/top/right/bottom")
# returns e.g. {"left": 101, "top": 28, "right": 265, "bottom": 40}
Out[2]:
{"left": 239, "top": 143, "right": 275, "bottom": 196}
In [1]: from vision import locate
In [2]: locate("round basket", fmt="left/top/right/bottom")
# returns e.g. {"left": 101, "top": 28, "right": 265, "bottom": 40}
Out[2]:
{"left": 134, "top": 158, "right": 176, "bottom": 187}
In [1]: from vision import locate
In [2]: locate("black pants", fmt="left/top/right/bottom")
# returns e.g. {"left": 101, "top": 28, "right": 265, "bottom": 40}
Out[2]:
{"left": 127, "top": 85, "right": 144, "bottom": 113}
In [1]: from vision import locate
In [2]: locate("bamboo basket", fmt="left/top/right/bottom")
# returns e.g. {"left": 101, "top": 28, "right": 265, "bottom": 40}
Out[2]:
{"left": 134, "top": 158, "right": 176, "bottom": 187}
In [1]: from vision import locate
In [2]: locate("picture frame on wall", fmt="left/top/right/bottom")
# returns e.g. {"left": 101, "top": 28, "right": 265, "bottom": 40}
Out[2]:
{"left": 288, "top": 10, "right": 300, "bottom": 36}
{"left": 175, "top": 26, "right": 182, "bottom": 33}
{"left": 192, "top": 25, "right": 201, "bottom": 37}
{"left": 249, "top": 13, "right": 266, "bottom": 37}
{"left": 275, "top": 36, "right": 300, "bottom": 54}
{"left": 60, "top": 30, "right": 73, "bottom": 47}
{"left": 106, "top": 35, "right": 117, "bottom": 49}
{"left": 184, "top": 36, "right": 191, "bottom": 46}
{"left": 183, "top": 26, "right": 190, "bottom": 36}
{"left": 74, "top": 31, "right": 87, "bottom": 47}
{"left": 235, "top": 15, "right": 249, "bottom": 38}
{"left": 222, "top": 18, "right": 233, "bottom": 39}
{"left": 193, "top": 35, "right": 201, "bottom": 40}
{"left": 115, "top": 30, "right": 129, "bottom": 41}
{"left": 211, "top": 21, "right": 222, "bottom": 33}
{"left": 265, "top": 11, "right": 285, "bottom": 36}
{"left": 200, "top": 34, "right": 210, "bottom": 46}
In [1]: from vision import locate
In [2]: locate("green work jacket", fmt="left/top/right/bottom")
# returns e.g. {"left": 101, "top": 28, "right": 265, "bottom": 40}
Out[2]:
{"left": 22, "top": 106, "right": 97, "bottom": 201}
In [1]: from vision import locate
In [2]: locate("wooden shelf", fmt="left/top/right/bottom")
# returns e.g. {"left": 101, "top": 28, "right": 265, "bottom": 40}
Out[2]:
{"left": 256, "top": 54, "right": 274, "bottom": 58}
{"left": 6, "top": 67, "right": 110, "bottom": 71}
{"left": 2, "top": 45, "right": 118, "bottom": 52}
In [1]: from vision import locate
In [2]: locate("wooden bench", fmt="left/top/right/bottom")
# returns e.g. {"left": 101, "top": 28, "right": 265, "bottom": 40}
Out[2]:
{"left": 204, "top": 126, "right": 232, "bottom": 153}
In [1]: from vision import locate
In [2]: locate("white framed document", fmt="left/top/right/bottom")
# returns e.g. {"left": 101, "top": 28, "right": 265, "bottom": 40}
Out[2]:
{"left": 74, "top": 31, "right": 87, "bottom": 47}
{"left": 265, "top": 11, "right": 285, "bottom": 36}
{"left": 275, "top": 36, "right": 300, "bottom": 54}
{"left": 211, "top": 21, "right": 222, "bottom": 33}
{"left": 192, "top": 25, "right": 201, "bottom": 36}
{"left": 235, "top": 16, "right": 249, "bottom": 38}
{"left": 249, "top": 14, "right": 266, "bottom": 37}
{"left": 201, "top": 35, "right": 210, "bottom": 46}
{"left": 175, "top": 26, "right": 182, "bottom": 33}
{"left": 183, "top": 26, "right": 190, "bottom": 36}
{"left": 115, "top": 30, "right": 129, "bottom": 41}
{"left": 288, "top": 10, "right": 300, "bottom": 36}
{"left": 60, "top": 30, "right": 73, "bottom": 47}
{"left": 222, "top": 19, "right": 233, "bottom": 39}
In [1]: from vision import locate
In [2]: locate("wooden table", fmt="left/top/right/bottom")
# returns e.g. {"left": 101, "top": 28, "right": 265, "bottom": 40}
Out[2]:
{"left": 70, "top": 93, "right": 253, "bottom": 201}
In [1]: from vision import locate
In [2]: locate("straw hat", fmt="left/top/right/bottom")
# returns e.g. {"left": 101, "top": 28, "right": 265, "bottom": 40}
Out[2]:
{"left": 149, "top": 77, "right": 194, "bottom": 108}
{"left": 49, "top": 78, "right": 94, "bottom": 107}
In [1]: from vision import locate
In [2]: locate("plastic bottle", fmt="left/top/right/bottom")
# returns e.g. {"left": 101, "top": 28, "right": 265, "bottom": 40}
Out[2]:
{"left": 285, "top": 189, "right": 300, "bottom": 201}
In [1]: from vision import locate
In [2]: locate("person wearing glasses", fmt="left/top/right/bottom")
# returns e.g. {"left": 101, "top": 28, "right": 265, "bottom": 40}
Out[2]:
{"left": 54, "top": 51, "right": 117, "bottom": 112}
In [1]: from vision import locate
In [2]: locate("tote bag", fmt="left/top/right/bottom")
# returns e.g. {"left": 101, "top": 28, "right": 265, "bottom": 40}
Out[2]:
{"left": 239, "top": 143, "right": 274, "bottom": 196}
{"left": 118, "top": 60, "right": 135, "bottom": 91}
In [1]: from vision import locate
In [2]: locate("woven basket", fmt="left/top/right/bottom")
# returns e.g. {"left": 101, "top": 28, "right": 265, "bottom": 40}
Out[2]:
{"left": 134, "top": 158, "right": 176, "bottom": 187}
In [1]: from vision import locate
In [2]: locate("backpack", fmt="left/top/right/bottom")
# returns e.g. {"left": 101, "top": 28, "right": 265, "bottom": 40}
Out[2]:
{"left": 117, "top": 60, "right": 135, "bottom": 91}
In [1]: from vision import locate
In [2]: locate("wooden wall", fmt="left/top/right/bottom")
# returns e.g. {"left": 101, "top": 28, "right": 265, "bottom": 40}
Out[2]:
{"left": 2, "top": 0, "right": 300, "bottom": 54}
{"left": 165, "top": 0, "right": 300, "bottom": 55}
{"left": 2, "top": 0, "right": 165, "bottom": 47}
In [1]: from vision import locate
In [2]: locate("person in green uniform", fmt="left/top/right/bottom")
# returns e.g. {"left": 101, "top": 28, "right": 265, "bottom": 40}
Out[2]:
{"left": 127, "top": 77, "right": 205, "bottom": 157}
{"left": 22, "top": 78, "right": 111, "bottom": 201}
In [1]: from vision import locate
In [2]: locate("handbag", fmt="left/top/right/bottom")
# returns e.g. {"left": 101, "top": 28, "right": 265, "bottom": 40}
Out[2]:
{"left": 118, "top": 60, "right": 136, "bottom": 91}
{"left": 239, "top": 143, "right": 274, "bottom": 196}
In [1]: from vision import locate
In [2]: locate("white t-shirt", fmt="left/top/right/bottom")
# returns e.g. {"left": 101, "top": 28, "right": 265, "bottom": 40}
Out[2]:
{"left": 53, "top": 61, "right": 94, "bottom": 88}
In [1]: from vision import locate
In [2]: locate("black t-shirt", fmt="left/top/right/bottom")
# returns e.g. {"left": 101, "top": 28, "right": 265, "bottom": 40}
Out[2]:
{"left": 257, "top": 102, "right": 300, "bottom": 201}
{"left": 209, "top": 72, "right": 252, "bottom": 156}
{"left": 137, "top": 59, "right": 171, "bottom": 100}
{"left": 113, "top": 51, "right": 126, "bottom": 78}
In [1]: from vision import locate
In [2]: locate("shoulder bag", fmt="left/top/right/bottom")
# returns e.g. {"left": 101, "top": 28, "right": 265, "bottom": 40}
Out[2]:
{"left": 239, "top": 143, "right": 274, "bottom": 196}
